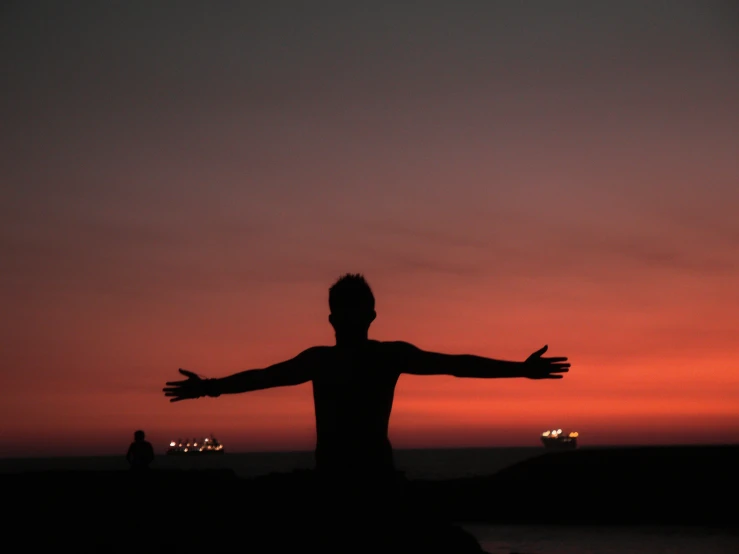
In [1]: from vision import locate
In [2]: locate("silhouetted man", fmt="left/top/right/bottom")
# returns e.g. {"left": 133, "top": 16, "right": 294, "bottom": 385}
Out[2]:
{"left": 126, "top": 430, "right": 155, "bottom": 471}
{"left": 163, "top": 273, "right": 570, "bottom": 480}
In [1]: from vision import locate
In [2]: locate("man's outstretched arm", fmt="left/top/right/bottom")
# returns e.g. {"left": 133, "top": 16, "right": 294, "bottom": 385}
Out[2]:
{"left": 163, "top": 347, "right": 321, "bottom": 402}
{"left": 396, "top": 343, "right": 569, "bottom": 379}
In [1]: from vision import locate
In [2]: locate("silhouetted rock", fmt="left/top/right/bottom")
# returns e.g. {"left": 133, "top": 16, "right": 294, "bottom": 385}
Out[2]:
{"left": 4, "top": 445, "right": 737, "bottom": 551}
{"left": 3, "top": 468, "right": 485, "bottom": 552}
{"left": 410, "top": 444, "right": 739, "bottom": 525}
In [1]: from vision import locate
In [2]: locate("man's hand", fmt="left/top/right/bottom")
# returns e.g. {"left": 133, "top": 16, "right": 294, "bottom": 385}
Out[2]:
{"left": 163, "top": 369, "right": 209, "bottom": 402}
{"left": 522, "top": 345, "right": 570, "bottom": 379}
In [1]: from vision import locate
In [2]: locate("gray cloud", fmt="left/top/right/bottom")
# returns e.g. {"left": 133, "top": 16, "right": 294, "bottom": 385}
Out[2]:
{"left": 554, "top": 224, "right": 739, "bottom": 275}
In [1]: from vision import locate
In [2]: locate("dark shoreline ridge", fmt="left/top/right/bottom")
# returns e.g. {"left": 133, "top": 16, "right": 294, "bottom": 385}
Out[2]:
{"left": 5, "top": 445, "right": 738, "bottom": 552}
{"left": 417, "top": 444, "right": 739, "bottom": 525}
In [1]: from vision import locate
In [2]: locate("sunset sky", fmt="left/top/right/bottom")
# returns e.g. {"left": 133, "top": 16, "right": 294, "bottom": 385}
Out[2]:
{"left": 2, "top": 1, "right": 738, "bottom": 457}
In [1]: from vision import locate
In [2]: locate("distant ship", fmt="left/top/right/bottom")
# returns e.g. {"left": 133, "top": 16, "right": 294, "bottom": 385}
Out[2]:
{"left": 541, "top": 429, "right": 578, "bottom": 449}
{"left": 166, "top": 435, "right": 225, "bottom": 455}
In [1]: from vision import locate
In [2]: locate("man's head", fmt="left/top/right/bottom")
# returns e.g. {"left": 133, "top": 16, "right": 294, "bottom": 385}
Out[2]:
{"left": 328, "top": 273, "right": 376, "bottom": 340}
{"left": 134, "top": 430, "right": 145, "bottom": 441}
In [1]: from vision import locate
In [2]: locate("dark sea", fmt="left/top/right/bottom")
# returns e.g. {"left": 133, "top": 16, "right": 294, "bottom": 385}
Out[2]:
{"left": 2, "top": 447, "right": 737, "bottom": 553}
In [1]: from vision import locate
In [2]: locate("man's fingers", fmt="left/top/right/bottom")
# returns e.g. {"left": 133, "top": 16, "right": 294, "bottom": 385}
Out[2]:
{"left": 543, "top": 357, "right": 568, "bottom": 363}
{"left": 163, "top": 369, "right": 200, "bottom": 402}
{"left": 164, "top": 388, "right": 192, "bottom": 396}
{"left": 544, "top": 361, "right": 570, "bottom": 369}
{"left": 532, "top": 345, "right": 548, "bottom": 357}
{"left": 166, "top": 393, "right": 191, "bottom": 402}
{"left": 164, "top": 370, "right": 198, "bottom": 386}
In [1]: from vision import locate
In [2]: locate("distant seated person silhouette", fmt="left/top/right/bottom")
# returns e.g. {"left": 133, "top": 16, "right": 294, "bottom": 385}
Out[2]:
{"left": 163, "top": 274, "right": 570, "bottom": 481}
{"left": 126, "top": 430, "right": 155, "bottom": 471}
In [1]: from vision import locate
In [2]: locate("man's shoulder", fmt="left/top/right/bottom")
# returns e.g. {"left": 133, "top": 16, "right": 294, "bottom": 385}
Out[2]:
{"left": 371, "top": 340, "right": 420, "bottom": 356}
{"left": 374, "top": 340, "right": 418, "bottom": 349}
{"left": 298, "top": 345, "right": 333, "bottom": 361}
{"left": 302, "top": 345, "right": 333, "bottom": 354}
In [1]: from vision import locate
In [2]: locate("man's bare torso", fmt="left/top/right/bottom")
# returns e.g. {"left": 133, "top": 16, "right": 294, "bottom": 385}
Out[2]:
{"left": 309, "top": 340, "right": 408, "bottom": 473}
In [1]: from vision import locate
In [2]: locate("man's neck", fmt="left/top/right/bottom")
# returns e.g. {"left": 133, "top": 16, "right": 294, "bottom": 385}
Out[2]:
{"left": 334, "top": 334, "right": 369, "bottom": 348}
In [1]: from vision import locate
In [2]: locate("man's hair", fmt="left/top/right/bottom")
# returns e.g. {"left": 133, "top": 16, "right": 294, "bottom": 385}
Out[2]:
{"left": 328, "top": 273, "right": 375, "bottom": 315}
{"left": 134, "top": 430, "right": 145, "bottom": 441}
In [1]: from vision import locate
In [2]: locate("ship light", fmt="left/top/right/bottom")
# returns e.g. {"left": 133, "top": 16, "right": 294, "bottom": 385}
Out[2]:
{"left": 184, "top": 448, "right": 188, "bottom": 452}
{"left": 569, "top": 432, "right": 579, "bottom": 438}
{"left": 542, "top": 431, "right": 551, "bottom": 436}
{"left": 169, "top": 441, "right": 176, "bottom": 447}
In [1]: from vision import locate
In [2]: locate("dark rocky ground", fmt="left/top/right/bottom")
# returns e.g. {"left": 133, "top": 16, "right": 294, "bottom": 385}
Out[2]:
{"left": 3, "top": 444, "right": 737, "bottom": 552}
